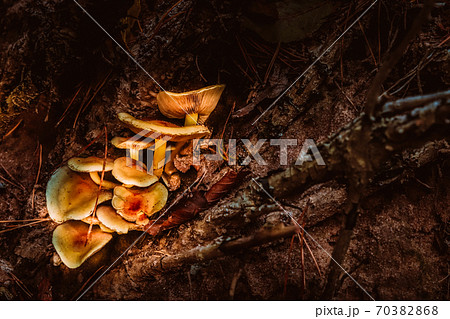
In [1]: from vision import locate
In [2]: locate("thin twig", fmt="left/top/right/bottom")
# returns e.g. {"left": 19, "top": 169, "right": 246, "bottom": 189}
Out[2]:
{"left": 86, "top": 126, "right": 108, "bottom": 241}
{"left": 365, "top": 0, "right": 435, "bottom": 115}
{"left": 0, "top": 219, "right": 51, "bottom": 234}
{"left": 195, "top": 55, "right": 207, "bottom": 82}
{"left": 358, "top": 21, "right": 378, "bottom": 67}
{"left": 0, "top": 218, "right": 48, "bottom": 223}
{"left": 437, "top": 34, "right": 450, "bottom": 47}
{"left": 0, "top": 163, "right": 25, "bottom": 191}
{"left": 334, "top": 80, "right": 358, "bottom": 112}
{"left": 236, "top": 35, "right": 262, "bottom": 83}
{"left": 264, "top": 42, "right": 281, "bottom": 84}
{"left": 73, "top": 70, "right": 111, "bottom": 128}
{"left": 147, "top": 0, "right": 185, "bottom": 43}
{"left": 304, "top": 237, "right": 323, "bottom": 277}
{"left": 3, "top": 119, "right": 23, "bottom": 138}
{"left": 0, "top": 174, "right": 23, "bottom": 191}
{"left": 71, "top": 266, "right": 105, "bottom": 300}
{"left": 56, "top": 86, "right": 82, "bottom": 127}
{"left": 9, "top": 273, "right": 32, "bottom": 298}
{"left": 53, "top": 129, "right": 105, "bottom": 173}
{"left": 297, "top": 233, "right": 306, "bottom": 291}
{"left": 283, "top": 235, "right": 296, "bottom": 298}
{"left": 31, "top": 143, "right": 43, "bottom": 211}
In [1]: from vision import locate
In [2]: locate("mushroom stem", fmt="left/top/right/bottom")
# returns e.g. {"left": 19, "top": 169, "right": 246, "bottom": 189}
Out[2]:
{"left": 153, "top": 138, "right": 167, "bottom": 176}
{"left": 127, "top": 144, "right": 141, "bottom": 162}
{"left": 184, "top": 113, "right": 198, "bottom": 126}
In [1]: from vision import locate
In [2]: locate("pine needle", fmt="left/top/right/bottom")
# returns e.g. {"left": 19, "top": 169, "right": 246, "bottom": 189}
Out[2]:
{"left": 3, "top": 119, "right": 23, "bottom": 138}
{"left": 0, "top": 219, "right": 50, "bottom": 234}
{"left": 86, "top": 126, "right": 108, "bottom": 243}
{"left": 31, "top": 143, "right": 43, "bottom": 211}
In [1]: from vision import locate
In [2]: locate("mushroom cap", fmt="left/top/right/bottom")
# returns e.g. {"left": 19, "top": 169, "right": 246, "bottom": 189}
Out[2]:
{"left": 52, "top": 221, "right": 112, "bottom": 269}
{"left": 68, "top": 157, "right": 114, "bottom": 172}
{"left": 157, "top": 84, "right": 225, "bottom": 123}
{"left": 89, "top": 171, "right": 119, "bottom": 189}
{"left": 112, "top": 137, "right": 177, "bottom": 154}
{"left": 112, "top": 183, "right": 168, "bottom": 222}
{"left": 81, "top": 215, "right": 101, "bottom": 225}
{"left": 111, "top": 136, "right": 155, "bottom": 150}
{"left": 112, "top": 157, "right": 158, "bottom": 187}
{"left": 46, "top": 166, "right": 113, "bottom": 223}
{"left": 96, "top": 205, "right": 139, "bottom": 234}
{"left": 118, "top": 113, "right": 210, "bottom": 141}
{"left": 81, "top": 215, "right": 115, "bottom": 233}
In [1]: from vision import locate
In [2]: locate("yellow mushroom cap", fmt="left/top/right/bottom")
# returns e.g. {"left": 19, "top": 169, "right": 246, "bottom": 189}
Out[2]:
{"left": 112, "top": 183, "right": 168, "bottom": 222}
{"left": 46, "top": 166, "right": 113, "bottom": 223}
{"left": 112, "top": 137, "right": 178, "bottom": 156}
{"left": 52, "top": 221, "right": 112, "bottom": 269}
{"left": 68, "top": 157, "right": 114, "bottom": 172}
{"left": 156, "top": 84, "right": 225, "bottom": 123}
{"left": 111, "top": 136, "right": 155, "bottom": 150}
{"left": 88, "top": 171, "right": 119, "bottom": 189}
{"left": 117, "top": 113, "right": 210, "bottom": 141}
{"left": 112, "top": 157, "right": 158, "bottom": 187}
{"left": 81, "top": 215, "right": 115, "bottom": 233}
{"left": 81, "top": 215, "right": 101, "bottom": 225}
{"left": 96, "top": 205, "right": 139, "bottom": 234}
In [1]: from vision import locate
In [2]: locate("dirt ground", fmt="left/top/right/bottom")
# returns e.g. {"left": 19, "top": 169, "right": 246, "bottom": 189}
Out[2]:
{"left": 0, "top": 0, "right": 449, "bottom": 300}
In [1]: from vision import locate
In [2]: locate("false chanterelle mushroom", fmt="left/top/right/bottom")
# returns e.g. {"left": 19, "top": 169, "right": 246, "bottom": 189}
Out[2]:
{"left": 68, "top": 156, "right": 118, "bottom": 189}
{"left": 118, "top": 112, "right": 209, "bottom": 176}
{"left": 46, "top": 85, "right": 225, "bottom": 269}
{"left": 52, "top": 221, "right": 112, "bottom": 269}
{"left": 156, "top": 84, "right": 225, "bottom": 125}
{"left": 46, "top": 166, "right": 112, "bottom": 223}
{"left": 112, "top": 182, "right": 168, "bottom": 224}
{"left": 96, "top": 205, "right": 143, "bottom": 234}
{"left": 112, "top": 157, "right": 158, "bottom": 187}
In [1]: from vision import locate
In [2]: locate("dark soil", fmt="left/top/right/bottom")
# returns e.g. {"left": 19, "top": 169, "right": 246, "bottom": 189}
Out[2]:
{"left": 0, "top": 0, "right": 448, "bottom": 300}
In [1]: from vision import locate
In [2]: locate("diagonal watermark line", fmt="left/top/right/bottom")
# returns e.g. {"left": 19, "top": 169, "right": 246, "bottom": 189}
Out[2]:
{"left": 251, "top": 0, "right": 379, "bottom": 125}
{"left": 76, "top": 180, "right": 198, "bottom": 300}
{"left": 72, "top": 0, "right": 192, "bottom": 118}
{"left": 251, "top": 178, "right": 376, "bottom": 301}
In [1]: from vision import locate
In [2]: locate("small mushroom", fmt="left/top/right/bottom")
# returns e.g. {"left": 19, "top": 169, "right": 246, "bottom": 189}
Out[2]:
{"left": 81, "top": 215, "right": 114, "bottom": 233}
{"left": 118, "top": 112, "right": 210, "bottom": 175}
{"left": 112, "top": 157, "right": 158, "bottom": 187}
{"left": 96, "top": 205, "right": 143, "bottom": 234}
{"left": 68, "top": 156, "right": 118, "bottom": 189}
{"left": 112, "top": 183, "right": 168, "bottom": 223}
{"left": 157, "top": 84, "right": 225, "bottom": 125}
{"left": 88, "top": 171, "right": 120, "bottom": 189}
{"left": 81, "top": 215, "right": 101, "bottom": 225}
{"left": 68, "top": 156, "right": 114, "bottom": 172}
{"left": 111, "top": 136, "right": 154, "bottom": 162}
{"left": 52, "top": 221, "right": 112, "bottom": 269}
{"left": 46, "top": 166, "right": 112, "bottom": 223}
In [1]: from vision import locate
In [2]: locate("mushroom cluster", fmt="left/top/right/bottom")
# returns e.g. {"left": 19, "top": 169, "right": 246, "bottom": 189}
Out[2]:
{"left": 47, "top": 156, "right": 168, "bottom": 268}
{"left": 114, "top": 84, "right": 225, "bottom": 190}
{"left": 47, "top": 84, "right": 225, "bottom": 269}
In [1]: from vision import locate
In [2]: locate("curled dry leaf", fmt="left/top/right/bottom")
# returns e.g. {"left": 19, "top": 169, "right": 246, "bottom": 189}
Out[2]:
{"left": 204, "top": 170, "right": 243, "bottom": 204}
{"left": 146, "top": 170, "right": 246, "bottom": 235}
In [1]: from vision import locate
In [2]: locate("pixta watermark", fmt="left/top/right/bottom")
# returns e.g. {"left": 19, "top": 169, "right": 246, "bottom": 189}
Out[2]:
{"left": 192, "top": 138, "right": 325, "bottom": 166}
{"left": 124, "top": 130, "right": 325, "bottom": 174}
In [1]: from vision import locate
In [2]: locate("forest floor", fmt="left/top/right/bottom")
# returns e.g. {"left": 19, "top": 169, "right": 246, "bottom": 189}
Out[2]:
{"left": 0, "top": 0, "right": 449, "bottom": 300}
